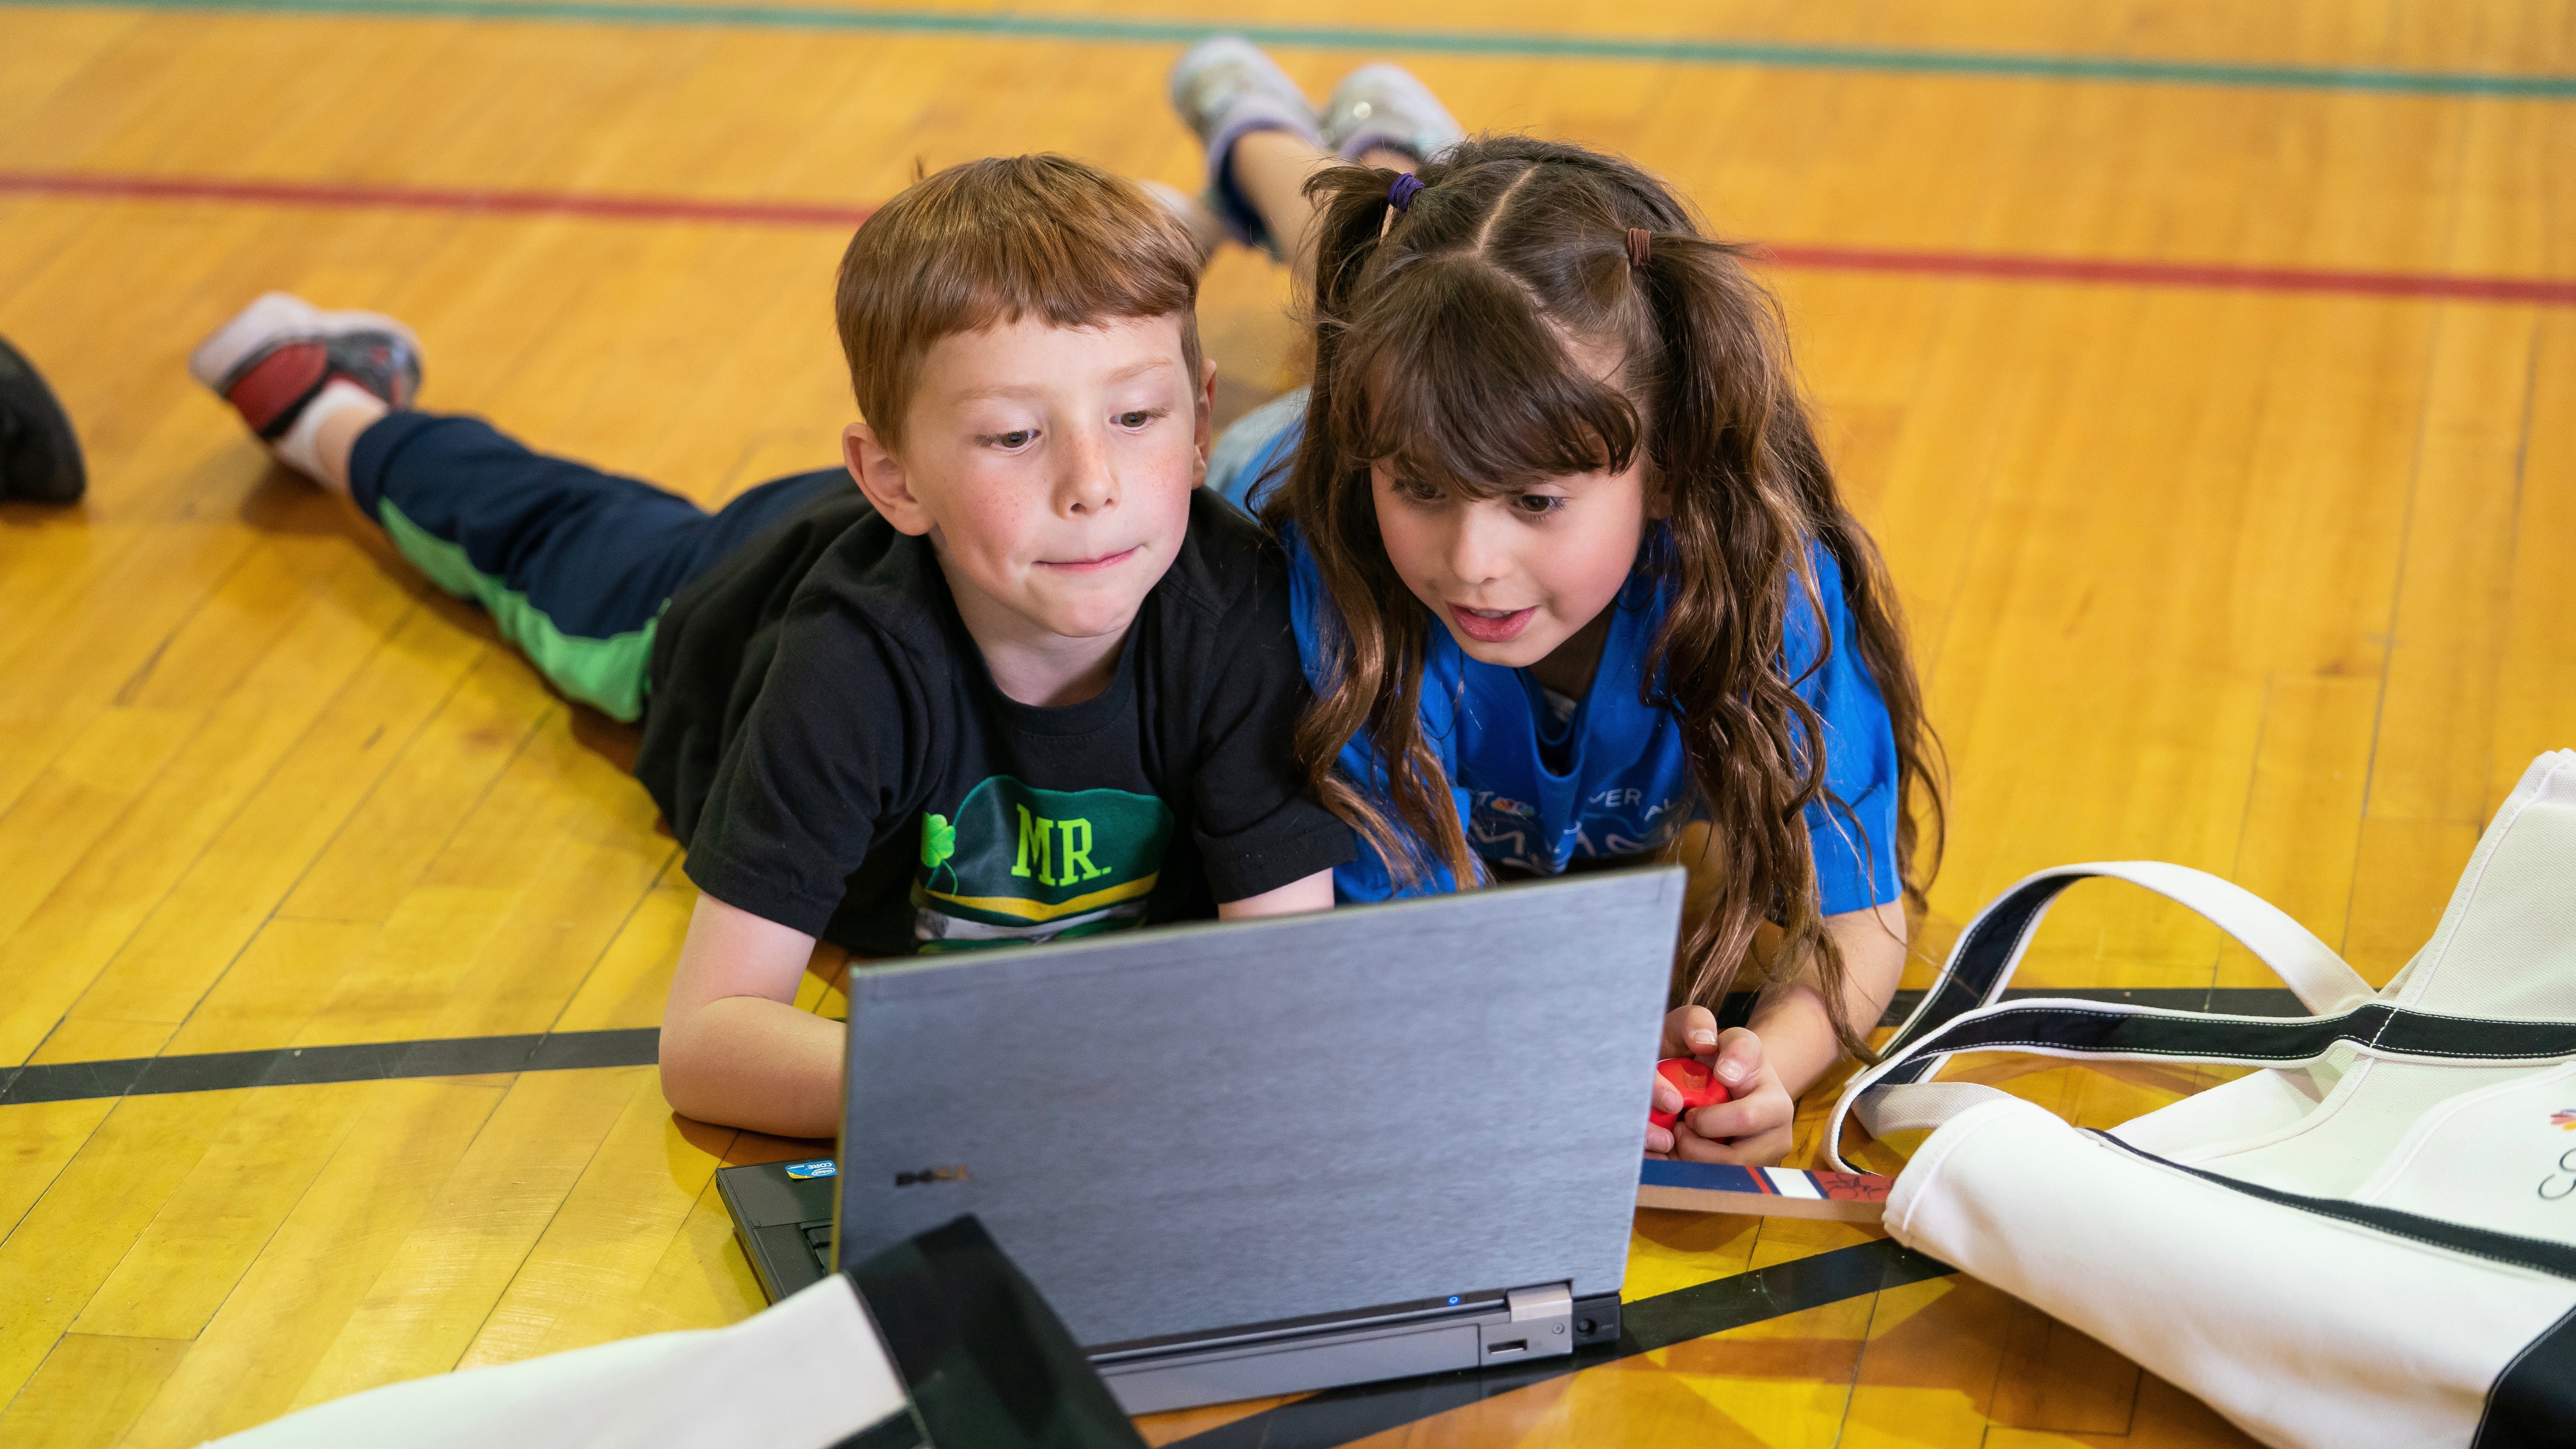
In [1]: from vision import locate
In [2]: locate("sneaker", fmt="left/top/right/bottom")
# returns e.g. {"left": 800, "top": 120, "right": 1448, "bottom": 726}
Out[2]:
{"left": 0, "top": 335, "right": 84, "bottom": 504}
{"left": 1321, "top": 63, "right": 1464, "bottom": 167}
{"left": 189, "top": 292, "right": 421, "bottom": 441}
{"left": 1166, "top": 36, "right": 1322, "bottom": 255}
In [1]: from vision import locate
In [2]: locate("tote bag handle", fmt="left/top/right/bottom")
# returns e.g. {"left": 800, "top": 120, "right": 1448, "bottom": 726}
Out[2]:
{"left": 1880, "top": 861, "right": 2374, "bottom": 1061}
{"left": 1822, "top": 863, "right": 2576, "bottom": 1171}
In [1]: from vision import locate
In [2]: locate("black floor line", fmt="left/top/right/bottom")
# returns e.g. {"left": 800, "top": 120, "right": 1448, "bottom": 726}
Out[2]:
{"left": 0, "top": 987, "right": 2265, "bottom": 1440}
{"left": 1879, "top": 985, "right": 2309, "bottom": 1021}
{"left": 0, "top": 988, "right": 2306, "bottom": 1108}
{"left": 1166, "top": 1238, "right": 1956, "bottom": 1449}
{"left": 0, "top": 1027, "right": 662, "bottom": 1105}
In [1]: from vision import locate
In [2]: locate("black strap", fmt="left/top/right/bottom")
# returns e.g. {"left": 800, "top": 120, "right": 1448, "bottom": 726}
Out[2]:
{"left": 2092, "top": 1132, "right": 2576, "bottom": 1282}
{"left": 2476, "top": 1301, "right": 2576, "bottom": 1449}
{"left": 1877, "top": 873, "right": 2080, "bottom": 1060}
{"left": 1832, "top": 867, "right": 2576, "bottom": 1170}
{"left": 1877, "top": 998, "right": 2576, "bottom": 1086}
{"left": 848, "top": 1215, "right": 1147, "bottom": 1449}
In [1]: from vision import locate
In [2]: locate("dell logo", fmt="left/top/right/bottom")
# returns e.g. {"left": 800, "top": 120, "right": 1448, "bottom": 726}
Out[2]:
{"left": 894, "top": 1165, "right": 971, "bottom": 1187}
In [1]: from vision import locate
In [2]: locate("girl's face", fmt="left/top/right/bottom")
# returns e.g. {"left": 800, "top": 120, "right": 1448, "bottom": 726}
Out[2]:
{"left": 1371, "top": 451, "right": 1649, "bottom": 677}
{"left": 1369, "top": 331, "right": 1653, "bottom": 683}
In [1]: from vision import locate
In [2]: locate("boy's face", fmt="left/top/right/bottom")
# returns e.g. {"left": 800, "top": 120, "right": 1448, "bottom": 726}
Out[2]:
{"left": 847, "top": 314, "right": 1213, "bottom": 649}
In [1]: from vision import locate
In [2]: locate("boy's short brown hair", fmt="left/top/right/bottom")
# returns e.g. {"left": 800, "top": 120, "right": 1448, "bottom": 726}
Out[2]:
{"left": 835, "top": 155, "right": 1205, "bottom": 453}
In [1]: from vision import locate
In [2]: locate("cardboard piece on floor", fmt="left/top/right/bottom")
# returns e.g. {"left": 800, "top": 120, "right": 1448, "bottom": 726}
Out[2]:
{"left": 1636, "top": 1160, "right": 1893, "bottom": 1222}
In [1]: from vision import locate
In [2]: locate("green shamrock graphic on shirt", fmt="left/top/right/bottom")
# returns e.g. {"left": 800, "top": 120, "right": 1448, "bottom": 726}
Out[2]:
{"left": 920, "top": 813, "right": 956, "bottom": 872}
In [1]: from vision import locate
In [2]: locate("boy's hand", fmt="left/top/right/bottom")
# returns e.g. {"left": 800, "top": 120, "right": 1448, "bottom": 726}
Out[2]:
{"left": 1642, "top": 1005, "right": 1795, "bottom": 1166}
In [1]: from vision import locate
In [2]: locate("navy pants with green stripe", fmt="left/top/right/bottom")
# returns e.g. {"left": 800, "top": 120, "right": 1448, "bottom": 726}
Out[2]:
{"left": 351, "top": 412, "right": 846, "bottom": 722}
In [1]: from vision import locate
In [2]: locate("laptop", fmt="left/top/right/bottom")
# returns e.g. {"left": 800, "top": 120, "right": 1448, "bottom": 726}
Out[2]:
{"left": 717, "top": 869, "right": 1681, "bottom": 1414}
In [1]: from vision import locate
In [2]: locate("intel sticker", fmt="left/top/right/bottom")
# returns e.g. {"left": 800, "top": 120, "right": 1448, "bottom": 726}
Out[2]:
{"left": 783, "top": 1160, "right": 838, "bottom": 1179}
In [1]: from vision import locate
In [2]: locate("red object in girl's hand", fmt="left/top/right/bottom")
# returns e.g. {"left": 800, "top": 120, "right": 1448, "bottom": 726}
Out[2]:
{"left": 1647, "top": 1056, "right": 1734, "bottom": 1129}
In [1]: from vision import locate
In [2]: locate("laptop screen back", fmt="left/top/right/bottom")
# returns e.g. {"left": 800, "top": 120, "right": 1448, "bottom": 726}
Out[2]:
{"left": 832, "top": 869, "right": 1680, "bottom": 1349}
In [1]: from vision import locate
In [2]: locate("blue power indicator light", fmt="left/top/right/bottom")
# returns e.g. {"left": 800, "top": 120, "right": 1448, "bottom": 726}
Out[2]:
{"left": 1447, "top": 1295, "right": 1460, "bottom": 1306}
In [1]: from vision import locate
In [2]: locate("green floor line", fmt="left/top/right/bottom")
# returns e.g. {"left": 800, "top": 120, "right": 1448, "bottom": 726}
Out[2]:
{"left": 12, "top": 0, "right": 2576, "bottom": 98}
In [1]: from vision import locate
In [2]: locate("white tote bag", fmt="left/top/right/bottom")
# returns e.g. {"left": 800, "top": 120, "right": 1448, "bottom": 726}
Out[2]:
{"left": 1828, "top": 750, "right": 2576, "bottom": 1449}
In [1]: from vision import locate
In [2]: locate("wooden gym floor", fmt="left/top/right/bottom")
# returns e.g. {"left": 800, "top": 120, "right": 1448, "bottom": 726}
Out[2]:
{"left": 2, "top": 2, "right": 2571, "bottom": 1444}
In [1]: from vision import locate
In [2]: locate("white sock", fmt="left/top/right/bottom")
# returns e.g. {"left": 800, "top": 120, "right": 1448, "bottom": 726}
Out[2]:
{"left": 272, "top": 378, "right": 383, "bottom": 484}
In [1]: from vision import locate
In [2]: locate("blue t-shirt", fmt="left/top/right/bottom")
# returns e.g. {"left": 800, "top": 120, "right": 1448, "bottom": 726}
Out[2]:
{"left": 1215, "top": 390, "right": 1903, "bottom": 915}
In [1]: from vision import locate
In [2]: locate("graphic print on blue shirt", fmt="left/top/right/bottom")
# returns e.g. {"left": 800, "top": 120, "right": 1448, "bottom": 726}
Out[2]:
{"left": 1457, "top": 568, "right": 1694, "bottom": 872}
{"left": 1282, "top": 526, "right": 1902, "bottom": 916}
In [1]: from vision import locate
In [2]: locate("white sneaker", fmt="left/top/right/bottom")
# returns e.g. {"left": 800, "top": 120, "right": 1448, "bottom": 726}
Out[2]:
{"left": 1321, "top": 63, "right": 1464, "bottom": 167}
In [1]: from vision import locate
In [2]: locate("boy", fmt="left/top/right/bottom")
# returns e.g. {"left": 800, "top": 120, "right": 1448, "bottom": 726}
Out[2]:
{"left": 190, "top": 155, "right": 1352, "bottom": 1138}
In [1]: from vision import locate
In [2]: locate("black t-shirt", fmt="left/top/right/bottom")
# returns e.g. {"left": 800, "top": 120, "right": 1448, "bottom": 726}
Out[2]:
{"left": 632, "top": 487, "right": 1354, "bottom": 957}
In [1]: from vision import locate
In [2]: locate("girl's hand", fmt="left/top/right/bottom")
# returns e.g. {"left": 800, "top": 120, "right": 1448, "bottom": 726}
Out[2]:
{"left": 1642, "top": 1005, "right": 1795, "bottom": 1166}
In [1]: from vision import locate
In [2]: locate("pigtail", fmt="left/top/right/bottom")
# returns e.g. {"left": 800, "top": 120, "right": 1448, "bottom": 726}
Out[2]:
{"left": 1629, "top": 224, "right": 1944, "bottom": 1059}
{"left": 1629, "top": 233, "right": 1851, "bottom": 1051}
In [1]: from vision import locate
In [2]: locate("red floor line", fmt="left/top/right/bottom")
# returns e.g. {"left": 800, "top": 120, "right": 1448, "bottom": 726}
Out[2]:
{"left": 1759, "top": 243, "right": 2576, "bottom": 306}
{"left": 7, "top": 170, "right": 2573, "bottom": 307}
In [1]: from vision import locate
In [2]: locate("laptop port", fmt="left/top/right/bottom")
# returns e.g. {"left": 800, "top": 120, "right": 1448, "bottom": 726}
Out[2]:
{"left": 1487, "top": 1339, "right": 1528, "bottom": 1355}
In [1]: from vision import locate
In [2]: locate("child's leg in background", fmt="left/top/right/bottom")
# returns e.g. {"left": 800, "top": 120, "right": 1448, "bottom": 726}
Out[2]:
{"left": 193, "top": 292, "right": 843, "bottom": 723}
{"left": 1168, "top": 38, "right": 1461, "bottom": 287}
{"left": 348, "top": 413, "right": 841, "bottom": 722}
{"left": 1227, "top": 129, "right": 1439, "bottom": 286}
{"left": 1172, "top": 43, "right": 1461, "bottom": 511}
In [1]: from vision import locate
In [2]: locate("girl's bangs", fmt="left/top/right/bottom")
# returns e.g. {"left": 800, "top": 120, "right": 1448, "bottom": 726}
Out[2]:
{"left": 1334, "top": 265, "right": 1641, "bottom": 499}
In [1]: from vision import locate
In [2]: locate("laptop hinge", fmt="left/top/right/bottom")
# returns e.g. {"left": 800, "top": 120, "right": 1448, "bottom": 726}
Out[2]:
{"left": 1478, "top": 1283, "right": 1574, "bottom": 1366}
{"left": 1095, "top": 1281, "right": 1576, "bottom": 1415}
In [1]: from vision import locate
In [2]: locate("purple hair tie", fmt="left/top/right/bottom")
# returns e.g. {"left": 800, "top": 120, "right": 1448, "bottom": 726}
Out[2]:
{"left": 1380, "top": 173, "right": 1425, "bottom": 239}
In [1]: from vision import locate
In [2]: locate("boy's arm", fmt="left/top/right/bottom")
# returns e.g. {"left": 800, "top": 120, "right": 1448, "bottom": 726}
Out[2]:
{"left": 1216, "top": 866, "right": 1335, "bottom": 919}
{"left": 1649, "top": 900, "right": 1907, "bottom": 1166}
{"left": 659, "top": 892, "right": 846, "bottom": 1139}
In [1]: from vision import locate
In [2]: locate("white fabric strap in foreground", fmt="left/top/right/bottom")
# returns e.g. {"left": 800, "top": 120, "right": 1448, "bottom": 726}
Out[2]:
{"left": 1832, "top": 756, "right": 2576, "bottom": 1173}
{"left": 1828, "top": 992, "right": 2576, "bottom": 1171}
{"left": 1849, "top": 1081, "right": 2017, "bottom": 1141}
{"left": 1879, "top": 860, "right": 2374, "bottom": 1064}
{"left": 1831, "top": 862, "right": 2367, "bottom": 1173}
{"left": 206, "top": 1273, "right": 910, "bottom": 1449}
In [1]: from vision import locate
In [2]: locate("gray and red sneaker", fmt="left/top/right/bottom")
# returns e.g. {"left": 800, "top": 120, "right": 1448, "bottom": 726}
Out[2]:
{"left": 188, "top": 292, "right": 421, "bottom": 440}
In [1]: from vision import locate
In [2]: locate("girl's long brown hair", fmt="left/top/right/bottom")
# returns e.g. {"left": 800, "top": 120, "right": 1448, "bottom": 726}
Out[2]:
{"left": 1261, "top": 136, "right": 1944, "bottom": 1056}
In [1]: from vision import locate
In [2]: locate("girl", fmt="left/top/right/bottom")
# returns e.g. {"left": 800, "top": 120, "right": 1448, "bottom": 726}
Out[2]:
{"left": 1170, "top": 48, "right": 1943, "bottom": 1166}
